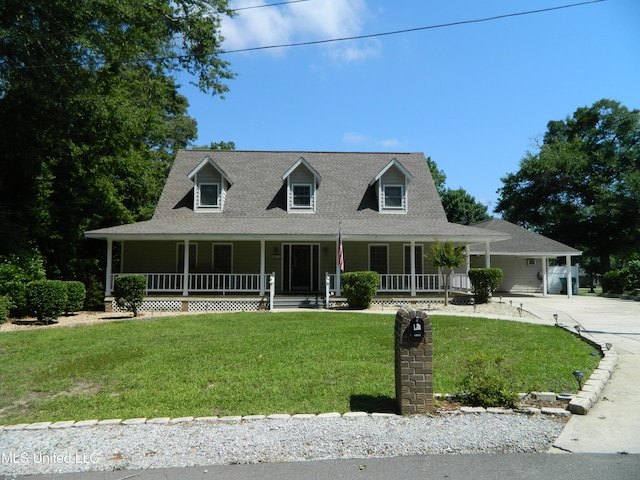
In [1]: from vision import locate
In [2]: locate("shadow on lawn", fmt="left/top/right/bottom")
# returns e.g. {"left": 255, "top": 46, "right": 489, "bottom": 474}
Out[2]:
{"left": 350, "top": 394, "right": 397, "bottom": 414}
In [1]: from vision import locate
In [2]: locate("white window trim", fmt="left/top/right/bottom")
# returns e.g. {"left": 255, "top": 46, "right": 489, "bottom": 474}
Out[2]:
{"left": 381, "top": 184, "right": 405, "bottom": 211}
{"left": 287, "top": 179, "right": 316, "bottom": 212}
{"left": 196, "top": 182, "right": 221, "bottom": 210}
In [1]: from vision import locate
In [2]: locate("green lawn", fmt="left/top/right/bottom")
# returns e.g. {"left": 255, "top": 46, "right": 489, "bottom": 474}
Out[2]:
{"left": 0, "top": 312, "right": 600, "bottom": 424}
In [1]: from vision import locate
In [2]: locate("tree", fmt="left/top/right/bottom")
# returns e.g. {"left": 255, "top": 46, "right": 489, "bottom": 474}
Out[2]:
{"left": 426, "top": 157, "right": 490, "bottom": 225}
{"left": 495, "top": 99, "right": 640, "bottom": 274}
{"left": 0, "top": 1, "right": 234, "bottom": 282}
{"left": 426, "top": 241, "right": 466, "bottom": 305}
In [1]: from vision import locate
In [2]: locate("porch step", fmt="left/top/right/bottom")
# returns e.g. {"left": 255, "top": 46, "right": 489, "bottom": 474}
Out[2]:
{"left": 272, "top": 295, "right": 326, "bottom": 309}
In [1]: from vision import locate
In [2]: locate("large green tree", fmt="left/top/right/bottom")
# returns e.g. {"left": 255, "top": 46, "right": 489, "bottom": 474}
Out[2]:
{"left": 426, "top": 157, "right": 490, "bottom": 225}
{"left": 495, "top": 99, "right": 640, "bottom": 274}
{"left": 0, "top": 1, "right": 234, "bottom": 281}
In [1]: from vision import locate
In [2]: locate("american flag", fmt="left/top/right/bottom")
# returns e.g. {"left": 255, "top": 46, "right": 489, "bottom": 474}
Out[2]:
{"left": 338, "top": 226, "right": 345, "bottom": 272}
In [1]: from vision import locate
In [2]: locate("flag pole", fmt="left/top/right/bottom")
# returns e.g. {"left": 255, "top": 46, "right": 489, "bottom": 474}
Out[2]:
{"left": 336, "top": 222, "right": 343, "bottom": 295}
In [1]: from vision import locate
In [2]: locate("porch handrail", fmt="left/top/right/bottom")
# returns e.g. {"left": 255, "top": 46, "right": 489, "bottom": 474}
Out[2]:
{"left": 324, "top": 273, "right": 469, "bottom": 295}
{"left": 110, "top": 273, "right": 269, "bottom": 294}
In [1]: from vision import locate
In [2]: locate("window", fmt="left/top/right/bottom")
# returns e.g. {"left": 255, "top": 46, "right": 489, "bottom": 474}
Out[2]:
{"left": 292, "top": 184, "right": 312, "bottom": 208}
{"left": 369, "top": 245, "right": 388, "bottom": 274}
{"left": 213, "top": 244, "right": 232, "bottom": 273}
{"left": 199, "top": 183, "right": 219, "bottom": 207}
{"left": 383, "top": 185, "right": 404, "bottom": 209}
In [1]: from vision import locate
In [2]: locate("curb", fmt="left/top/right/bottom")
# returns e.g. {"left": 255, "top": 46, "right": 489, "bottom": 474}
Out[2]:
{"left": 554, "top": 322, "right": 619, "bottom": 415}
{"left": 0, "top": 407, "right": 571, "bottom": 432}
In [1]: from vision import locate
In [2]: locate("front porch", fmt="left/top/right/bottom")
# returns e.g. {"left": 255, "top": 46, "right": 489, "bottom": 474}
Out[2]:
{"left": 106, "top": 271, "right": 471, "bottom": 312}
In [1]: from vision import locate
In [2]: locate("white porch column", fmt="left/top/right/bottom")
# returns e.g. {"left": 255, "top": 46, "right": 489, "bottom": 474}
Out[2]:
{"left": 182, "top": 239, "right": 190, "bottom": 296}
{"left": 335, "top": 239, "right": 342, "bottom": 296}
{"left": 105, "top": 238, "right": 113, "bottom": 296}
{"left": 259, "top": 239, "right": 266, "bottom": 296}
{"left": 410, "top": 240, "right": 416, "bottom": 296}
{"left": 542, "top": 256, "right": 548, "bottom": 297}
{"left": 484, "top": 241, "right": 491, "bottom": 268}
{"left": 566, "top": 255, "right": 572, "bottom": 298}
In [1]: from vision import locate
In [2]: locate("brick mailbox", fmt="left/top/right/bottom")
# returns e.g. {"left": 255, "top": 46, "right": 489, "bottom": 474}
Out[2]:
{"left": 395, "top": 307, "right": 435, "bottom": 415}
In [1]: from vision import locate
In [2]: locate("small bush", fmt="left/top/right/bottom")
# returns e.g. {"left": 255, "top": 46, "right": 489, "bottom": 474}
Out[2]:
{"left": 459, "top": 355, "right": 518, "bottom": 408}
{"left": 468, "top": 268, "right": 503, "bottom": 304}
{"left": 0, "top": 253, "right": 46, "bottom": 317}
{"left": 64, "top": 281, "right": 86, "bottom": 314}
{"left": 0, "top": 295, "right": 14, "bottom": 324}
{"left": 26, "top": 280, "right": 67, "bottom": 323}
{"left": 602, "top": 270, "right": 625, "bottom": 294}
{"left": 113, "top": 275, "right": 147, "bottom": 317}
{"left": 341, "top": 271, "right": 380, "bottom": 309}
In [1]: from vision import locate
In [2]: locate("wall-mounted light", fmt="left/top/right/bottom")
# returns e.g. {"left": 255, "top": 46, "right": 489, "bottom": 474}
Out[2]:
{"left": 272, "top": 247, "right": 280, "bottom": 259}
{"left": 322, "top": 247, "right": 329, "bottom": 256}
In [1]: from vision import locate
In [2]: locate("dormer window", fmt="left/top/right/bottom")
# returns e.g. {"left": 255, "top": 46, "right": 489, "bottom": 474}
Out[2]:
{"left": 282, "top": 157, "right": 321, "bottom": 213}
{"left": 187, "top": 156, "right": 233, "bottom": 212}
{"left": 383, "top": 185, "right": 404, "bottom": 209}
{"left": 370, "top": 158, "right": 413, "bottom": 214}
{"left": 199, "top": 183, "right": 220, "bottom": 207}
{"left": 292, "top": 184, "right": 313, "bottom": 208}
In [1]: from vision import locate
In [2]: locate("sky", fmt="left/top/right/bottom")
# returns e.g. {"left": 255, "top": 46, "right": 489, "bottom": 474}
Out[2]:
{"left": 177, "top": 0, "right": 639, "bottom": 212}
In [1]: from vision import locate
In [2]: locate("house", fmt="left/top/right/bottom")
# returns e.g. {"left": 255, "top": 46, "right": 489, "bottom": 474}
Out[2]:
{"left": 468, "top": 218, "right": 582, "bottom": 296}
{"left": 85, "top": 150, "right": 510, "bottom": 311}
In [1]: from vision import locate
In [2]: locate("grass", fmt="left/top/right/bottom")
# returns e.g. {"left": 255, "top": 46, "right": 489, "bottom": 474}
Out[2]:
{"left": 0, "top": 312, "right": 601, "bottom": 424}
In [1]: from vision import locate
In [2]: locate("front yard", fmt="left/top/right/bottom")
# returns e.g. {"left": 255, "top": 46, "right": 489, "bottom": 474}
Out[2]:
{"left": 0, "top": 311, "right": 600, "bottom": 424}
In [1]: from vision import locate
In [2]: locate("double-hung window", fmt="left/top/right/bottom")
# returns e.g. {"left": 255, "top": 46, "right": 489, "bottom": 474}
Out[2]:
{"left": 292, "top": 184, "right": 313, "bottom": 208}
{"left": 199, "top": 183, "right": 220, "bottom": 208}
{"left": 383, "top": 185, "right": 404, "bottom": 209}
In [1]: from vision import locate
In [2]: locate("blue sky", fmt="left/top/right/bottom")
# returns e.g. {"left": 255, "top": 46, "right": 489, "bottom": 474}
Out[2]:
{"left": 177, "top": 0, "right": 639, "bottom": 212}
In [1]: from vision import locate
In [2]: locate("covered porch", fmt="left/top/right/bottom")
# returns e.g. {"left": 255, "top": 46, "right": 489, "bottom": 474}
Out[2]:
{"left": 102, "top": 236, "right": 477, "bottom": 312}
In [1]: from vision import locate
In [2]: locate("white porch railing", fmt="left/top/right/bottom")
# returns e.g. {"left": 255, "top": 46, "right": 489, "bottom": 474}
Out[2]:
{"left": 110, "top": 273, "right": 269, "bottom": 294}
{"left": 325, "top": 272, "right": 470, "bottom": 295}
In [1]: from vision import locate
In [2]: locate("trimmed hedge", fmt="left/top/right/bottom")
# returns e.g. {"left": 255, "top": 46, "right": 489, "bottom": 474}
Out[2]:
{"left": 468, "top": 268, "right": 503, "bottom": 304}
{"left": 0, "top": 295, "right": 13, "bottom": 324}
{"left": 64, "top": 281, "right": 86, "bottom": 314}
{"left": 26, "top": 280, "right": 67, "bottom": 323}
{"left": 341, "top": 271, "right": 380, "bottom": 309}
{"left": 113, "top": 275, "right": 147, "bottom": 317}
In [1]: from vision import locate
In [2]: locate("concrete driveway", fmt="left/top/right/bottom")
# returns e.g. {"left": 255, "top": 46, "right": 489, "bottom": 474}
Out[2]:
{"left": 503, "top": 294, "right": 640, "bottom": 454}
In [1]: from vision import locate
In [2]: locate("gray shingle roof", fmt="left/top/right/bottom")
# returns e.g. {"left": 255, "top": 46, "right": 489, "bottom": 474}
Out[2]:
{"left": 468, "top": 218, "right": 582, "bottom": 256}
{"left": 85, "top": 150, "right": 509, "bottom": 242}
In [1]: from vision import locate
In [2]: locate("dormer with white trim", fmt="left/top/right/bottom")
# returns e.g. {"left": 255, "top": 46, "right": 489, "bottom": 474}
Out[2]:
{"left": 282, "top": 157, "right": 321, "bottom": 213}
{"left": 370, "top": 158, "right": 413, "bottom": 213}
{"left": 187, "top": 156, "right": 233, "bottom": 212}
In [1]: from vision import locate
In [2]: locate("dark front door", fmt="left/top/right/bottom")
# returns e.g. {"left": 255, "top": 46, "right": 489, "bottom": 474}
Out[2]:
{"left": 283, "top": 244, "right": 319, "bottom": 292}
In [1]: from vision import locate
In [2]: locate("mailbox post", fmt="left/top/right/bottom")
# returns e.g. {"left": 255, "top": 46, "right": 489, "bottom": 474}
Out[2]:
{"left": 395, "top": 307, "right": 434, "bottom": 415}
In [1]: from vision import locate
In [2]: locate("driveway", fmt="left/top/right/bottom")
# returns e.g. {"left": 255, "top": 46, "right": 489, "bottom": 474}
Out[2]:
{"left": 503, "top": 294, "right": 640, "bottom": 454}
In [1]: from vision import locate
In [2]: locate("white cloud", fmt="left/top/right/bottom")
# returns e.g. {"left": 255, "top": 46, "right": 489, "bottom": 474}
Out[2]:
{"left": 342, "top": 132, "right": 368, "bottom": 144}
{"left": 222, "top": 0, "right": 375, "bottom": 61}
{"left": 342, "top": 133, "right": 407, "bottom": 149}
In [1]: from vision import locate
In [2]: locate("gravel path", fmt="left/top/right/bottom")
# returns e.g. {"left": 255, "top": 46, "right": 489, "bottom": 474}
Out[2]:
{"left": 0, "top": 413, "right": 566, "bottom": 476}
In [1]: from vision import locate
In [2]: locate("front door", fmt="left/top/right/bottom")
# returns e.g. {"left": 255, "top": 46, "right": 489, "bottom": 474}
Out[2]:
{"left": 283, "top": 244, "right": 319, "bottom": 292}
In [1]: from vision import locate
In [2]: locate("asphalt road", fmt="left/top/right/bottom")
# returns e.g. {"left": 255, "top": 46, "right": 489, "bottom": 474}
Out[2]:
{"left": 3, "top": 453, "right": 639, "bottom": 480}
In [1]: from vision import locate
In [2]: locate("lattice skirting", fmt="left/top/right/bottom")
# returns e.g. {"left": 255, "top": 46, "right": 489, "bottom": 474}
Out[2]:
{"left": 109, "top": 298, "right": 268, "bottom": 313}
{"left": 188, "top": 300, "right": 265, "bottom": 312}
{"left": 110, "top": 299, "right": 182, "bottom": 312}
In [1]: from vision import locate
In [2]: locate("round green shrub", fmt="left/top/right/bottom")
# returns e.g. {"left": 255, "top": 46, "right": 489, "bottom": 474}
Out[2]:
{"left": 468, "top": 268, "right": 503, "bottom": 304}
{"left": 341, "top": 271, "right": 380, "bottom": 309}
{"left": 26, "top": 280, "right": 67, "bottom": 323}
{"left": 64, "top": 281, "right": 86, "bottom": 314}
{"left": 113, "top": 275, "right": 147, "bottom": 317}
